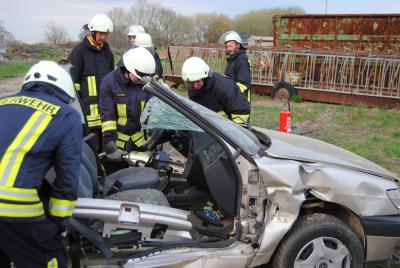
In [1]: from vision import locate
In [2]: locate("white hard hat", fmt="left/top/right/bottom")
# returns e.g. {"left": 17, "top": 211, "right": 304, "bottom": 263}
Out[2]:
{"left": 127, "top": 25, "right": 145, "bottom": 36}
{"left": 181, "top": 57, "right": 210, "bottom": 82}
{"left": 88, "top": 14, "right": 113, "bottom": 33}
{"left": 122, "top": 47, "right": 156, "bottom": 79}
{"left": 23, "top": 61, "right": 76, "bottom": 100}
{"left": 224, "top": 31, "right": 242, "bottom": 44}
{"left": 134, "top": 33, "right": 153, "bottom": 48}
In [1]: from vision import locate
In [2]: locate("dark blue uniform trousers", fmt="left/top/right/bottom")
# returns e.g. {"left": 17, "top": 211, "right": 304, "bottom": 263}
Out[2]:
{"left": 0, "top": 219, "right": 67, "bottom": 268}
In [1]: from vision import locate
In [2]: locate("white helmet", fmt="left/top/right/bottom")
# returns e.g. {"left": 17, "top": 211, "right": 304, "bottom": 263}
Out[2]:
{"left": 181, "top": 57, "right": 210, "bottom": 82}
{"left": 23, "top": 61, "right": 76, "bottom": 100}
{"left": 122, "top": 47, "right": 156, "bottom": 79}
{"left": 134, "top": 33, "right": 153, "bottom": 48}
{"left": 127, "top": 25, "right": 145, "bottom": 36}
{"left": 88, "top": 14, "right": 113, "bottom": 33}
{"left": 224, "top": 31, "right": 242, "bottom": 44}
{"left": 218, "top": 30, "right": 242, "bottom": 45}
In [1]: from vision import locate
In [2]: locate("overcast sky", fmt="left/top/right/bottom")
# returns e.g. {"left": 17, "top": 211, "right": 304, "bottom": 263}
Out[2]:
{"left": 1, "top": 0, "right": 400, "bottom": 44}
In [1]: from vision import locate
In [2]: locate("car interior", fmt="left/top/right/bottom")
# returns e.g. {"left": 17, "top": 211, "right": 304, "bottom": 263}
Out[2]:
{"left": 63, "top": 96, "right": 242, "bottom": 265}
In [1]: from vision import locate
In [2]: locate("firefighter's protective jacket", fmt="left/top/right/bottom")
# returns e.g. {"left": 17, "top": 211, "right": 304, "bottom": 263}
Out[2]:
{"left": 68, "top": 35, "right": 114, "bottom": 129}
{"left": 0, "top": 83, "right": 82, "bottom": 222}
{"left": 99, "top": 68, "right": 152, "bottom": 152}
{"left": 188, "top": 72, "right": 250, "bottom": 124}
{"left": 224, "top": 49, "right": 252, "bottom": 102}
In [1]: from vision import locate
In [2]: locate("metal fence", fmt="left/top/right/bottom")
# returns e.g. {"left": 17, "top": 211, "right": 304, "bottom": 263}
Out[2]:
{"left": 160, "top": 45, "right": 400, "bottom": 99}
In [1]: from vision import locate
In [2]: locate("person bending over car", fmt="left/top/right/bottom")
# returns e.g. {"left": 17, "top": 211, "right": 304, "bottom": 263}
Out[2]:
{"left": 181, "top": 57, "right": 250, "bottom": 126}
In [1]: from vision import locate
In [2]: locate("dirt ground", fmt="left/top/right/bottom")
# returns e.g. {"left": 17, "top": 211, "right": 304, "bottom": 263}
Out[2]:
{"left": 0, "top": 77, "right": 22, "bottom": 97}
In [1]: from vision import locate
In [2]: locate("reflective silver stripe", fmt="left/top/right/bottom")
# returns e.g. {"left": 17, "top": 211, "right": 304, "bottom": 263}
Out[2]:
{"left": 116, "top": 140, "right": 125, "bottom": 149}
{"left": 47, "top": 257, "right": 58, "bottom": 268}
{"left": 0, "top": 202, "right": 44, "bottom": 217}
{"left": 102, "top": 120, "right": 117, "bottom": 132}
{"left": 87, "top": 76, "right": 97, "bottom": 96}
{"left": 232, "top": 114, "right": 250, "bottom": 124}
{"left": 134, "top": 136, "right": 146, "bottom": 147}
{"left": 131, "top": 132, "right": 143, "bottom": 141}
{"left": 49, "top": 198, "right": 76, "bottom": 217}
{"left": 49, "top": 204, "right": 74, "bottom": 217}
{"left": 88, "top": 104, "right": 99, "bottom": 121}
{"left": 88, "top": 120, "right": 101, "bottom": 127}
{"left": 0, "top": 187, "right": 39, "bottom": 202}
{"left": 117, "top": 132, "right": 130, "bottom": 142}
{"left": 117, "top": 104, "right": 127, "bottom": 126}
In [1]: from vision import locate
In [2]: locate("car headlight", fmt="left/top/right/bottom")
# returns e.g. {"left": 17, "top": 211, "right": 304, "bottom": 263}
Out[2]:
{"left": 386, "top": 189, "right": 400, "bottom": 209}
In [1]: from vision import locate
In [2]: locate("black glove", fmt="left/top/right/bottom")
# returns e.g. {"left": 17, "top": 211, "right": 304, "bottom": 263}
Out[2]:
{"left": 105, "top": 141, "right": 127, "bottom": 162}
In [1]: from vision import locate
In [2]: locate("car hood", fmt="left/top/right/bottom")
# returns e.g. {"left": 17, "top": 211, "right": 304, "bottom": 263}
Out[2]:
{"left": 254, "top": 127, "right": 397, "bottom": 180}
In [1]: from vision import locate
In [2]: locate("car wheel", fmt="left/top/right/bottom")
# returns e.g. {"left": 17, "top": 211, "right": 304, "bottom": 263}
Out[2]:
{"left": 272, "top": 213, "right": 364, "bottom": 268}
{"left": 272, "top": 81, "right": 296, "bottom": 101}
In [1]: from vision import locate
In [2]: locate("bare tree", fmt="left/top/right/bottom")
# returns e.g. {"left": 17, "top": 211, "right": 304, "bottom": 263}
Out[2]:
{"left": 0, "top": 22, "right": 15, "bottom": 47}
{"left": 43, "top": 22, "right": 69, "bottom": 45}
{"left": 150, "top": 7, "right": 193, "bottom": 44}
{"left": 205, "top": 14, "right": 232, "bottom": 43}
{"left": 127, "top": 0, "right": 158, "bottom": 28}
{"left": 107, "top": 0, "right": 194, "bottom": 47}
{"left": 191, "top": 13, "right": 232, "bottom": 43}
{"left": 192, "top": 14, "right": 211, "bottom": 42}
{"left": 107, "top": 7, "right": 129, "bottom": 50}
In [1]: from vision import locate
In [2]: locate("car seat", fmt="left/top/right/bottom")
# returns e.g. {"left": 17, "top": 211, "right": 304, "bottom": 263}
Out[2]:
{"left": 79, "top": 142, "right": 169, "bottom": 206}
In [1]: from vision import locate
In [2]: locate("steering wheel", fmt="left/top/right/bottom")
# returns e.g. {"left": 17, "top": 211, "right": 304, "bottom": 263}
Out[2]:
{"left": 143, "top": 128, "right": 165, "bottom": 151}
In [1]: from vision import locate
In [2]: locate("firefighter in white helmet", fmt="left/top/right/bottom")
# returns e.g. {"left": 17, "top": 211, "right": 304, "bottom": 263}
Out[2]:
{"left": 222, "top": 31, "right": 252, "bottom": 105}
{"left": 182, "top": 57, "right": 250, "bottom": 125}
{"left": 68, "top": 14, "right": 114, "bottom": 154}
{"left": 0, "top": 61, "right": 82, "bottom": 268}
{"left": 133, "top": 33, "right": 163, "bottom": 79}
{"left": 127, "top": 25, "right": 145, "bottom": 45}
{"left": 99, "top": 47, "right": 156, "bottom": 170}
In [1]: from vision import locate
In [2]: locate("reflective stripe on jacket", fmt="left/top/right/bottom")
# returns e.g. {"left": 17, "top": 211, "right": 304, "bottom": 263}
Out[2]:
{"left": 0, "top": 84, "right": 82, "bottom": 221}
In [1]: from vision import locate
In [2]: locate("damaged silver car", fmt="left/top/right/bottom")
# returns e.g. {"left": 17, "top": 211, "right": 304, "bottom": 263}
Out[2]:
{"left": 68, "top": 80, "right": 400, "bottom": 268}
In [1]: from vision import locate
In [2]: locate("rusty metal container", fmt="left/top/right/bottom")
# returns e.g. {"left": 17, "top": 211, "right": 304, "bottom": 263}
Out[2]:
{"left": 274, "top": 14, "right": 400, "bottom": 54}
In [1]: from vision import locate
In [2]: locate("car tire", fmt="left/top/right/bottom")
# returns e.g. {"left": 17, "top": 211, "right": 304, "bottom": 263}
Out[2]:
{"left": 272, "top": 213, "right": 364, "bottom": 268}
{"left": 271, "top": 81, "right": 296, "bottom": 101}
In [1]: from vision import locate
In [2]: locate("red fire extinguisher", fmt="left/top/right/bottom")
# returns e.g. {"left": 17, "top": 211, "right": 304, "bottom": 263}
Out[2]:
{"left": 279, "top": 101, "right": 292, "bottom": 133}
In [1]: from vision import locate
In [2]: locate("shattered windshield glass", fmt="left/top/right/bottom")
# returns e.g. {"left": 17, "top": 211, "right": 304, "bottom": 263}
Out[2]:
{"left": 140, "top": 97, "right": 203, "bottom": 132}
{"left": 141, "top": 91, "right": 260, "bottom": 155}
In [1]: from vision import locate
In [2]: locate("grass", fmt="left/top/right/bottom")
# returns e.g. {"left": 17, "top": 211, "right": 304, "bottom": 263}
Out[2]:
{"left": 0, "top": 62, "right": 35, "bottom": 80}
{"left": 0, "top": 44, "right": 71, "bottom": 81}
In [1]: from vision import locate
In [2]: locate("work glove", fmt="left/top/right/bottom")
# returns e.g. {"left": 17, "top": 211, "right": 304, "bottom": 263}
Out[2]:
{"left": 105, "top": 141, "right": 127, "bottom": 162}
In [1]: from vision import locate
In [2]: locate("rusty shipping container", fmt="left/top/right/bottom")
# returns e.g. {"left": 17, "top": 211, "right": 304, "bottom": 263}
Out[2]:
{"left": 274, "top": 14, "right": 400, "bottom": 54}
